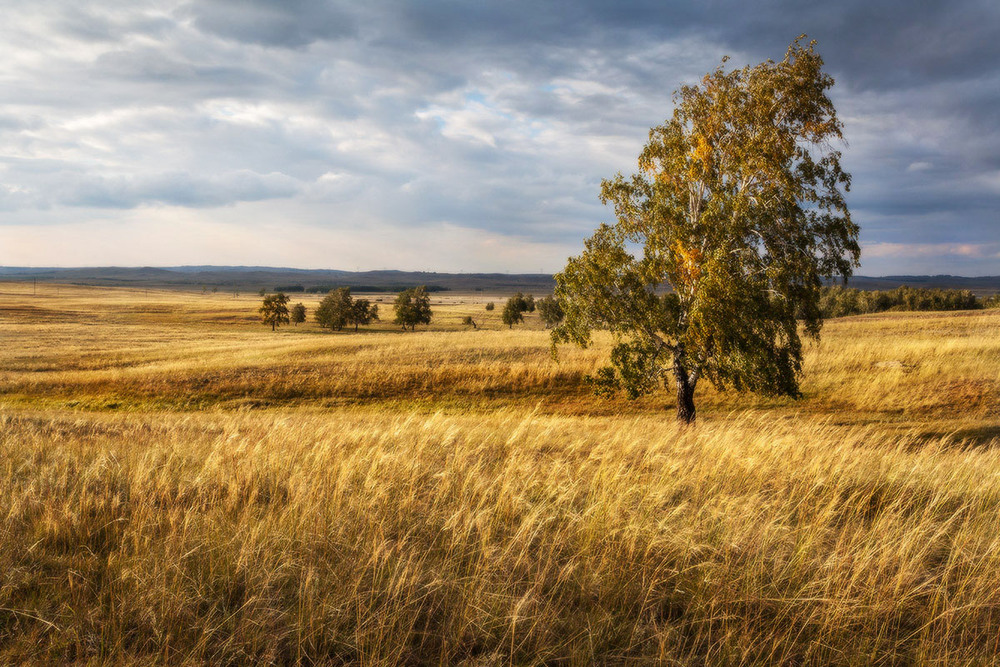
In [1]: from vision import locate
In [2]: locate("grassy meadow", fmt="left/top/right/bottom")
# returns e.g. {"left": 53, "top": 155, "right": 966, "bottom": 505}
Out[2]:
{"left": 2, "top": 282, "right": 1000, "bottom": 664}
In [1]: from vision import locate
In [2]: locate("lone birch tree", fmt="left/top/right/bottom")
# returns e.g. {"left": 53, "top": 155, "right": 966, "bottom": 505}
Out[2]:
{"left": 552, "top": 38, "right": 859, "bottom": 423}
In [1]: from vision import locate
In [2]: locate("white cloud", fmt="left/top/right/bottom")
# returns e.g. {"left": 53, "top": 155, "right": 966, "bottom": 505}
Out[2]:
{"left": 416, "top": 101, "right": 503, "bottom": 147}
{"left": 865, "top": 242, "right": 997, "bottom": 259}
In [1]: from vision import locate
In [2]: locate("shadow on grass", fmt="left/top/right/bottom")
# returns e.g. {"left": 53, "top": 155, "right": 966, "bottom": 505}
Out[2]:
{"left": 909, "top": 423, "right": 1000, "bottom": 450}
{"left": 948, "top": 424, "right": 1000, "bottom": 449}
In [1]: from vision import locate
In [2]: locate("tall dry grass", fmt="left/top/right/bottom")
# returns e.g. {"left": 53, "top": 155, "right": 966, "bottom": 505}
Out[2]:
{"left": 3, "top": 410, "right": 1000, "bottom": 663}
{"left": 1, "top": 283, "right": 999, "bottom": 663}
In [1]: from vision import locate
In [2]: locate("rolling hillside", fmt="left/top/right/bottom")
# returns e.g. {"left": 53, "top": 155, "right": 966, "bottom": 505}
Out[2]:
{"left": 3, "top": 266, "right": 1000, "bottom": 295}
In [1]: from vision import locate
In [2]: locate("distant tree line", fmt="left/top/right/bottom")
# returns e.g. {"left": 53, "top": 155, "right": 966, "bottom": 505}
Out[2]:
{"left": 257, "top": 284, "right": 997, "bottom": 335}
{"left": 259, "top": 285, "right": 435, "bottom": 332}
{"left": 819, "top": 286, "right": 998, "bottom": 317}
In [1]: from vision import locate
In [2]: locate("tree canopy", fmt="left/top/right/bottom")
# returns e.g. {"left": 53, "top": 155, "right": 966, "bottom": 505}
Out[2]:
{"left": 393, "top": 286, "right": 433, "bottom": 331}
{"left": 315, "top": 287, "right": 380, "bottom": 331}
{"left": 536, "top": 296, "right": 565, "bottom": 329}
{"left": 501, "top": 292, "right": 534, "bottom": 328}
{"left": 291, "top": 302, "right": 306, "bottom": 325}
{"left": 552, "top": 38, "right": 859, "bottom": 423}
{"left": 315, "top": 287, "right": 354, "bottom": 331}
{"left": 350, "top": 297, "right": 379, "bottom": 331}
{"left": 259, "top": 292, "right": 290, "bottom": 331}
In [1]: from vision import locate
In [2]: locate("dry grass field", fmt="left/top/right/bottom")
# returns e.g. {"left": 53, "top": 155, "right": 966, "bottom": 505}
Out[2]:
{"left": 2, "top": 282, "right": 1000, "bottom": 664}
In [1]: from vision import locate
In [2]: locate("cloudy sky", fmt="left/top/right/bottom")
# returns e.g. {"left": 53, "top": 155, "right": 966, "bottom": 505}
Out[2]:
{"left": 0, "top": 0, "right": 997, "bottom": 275}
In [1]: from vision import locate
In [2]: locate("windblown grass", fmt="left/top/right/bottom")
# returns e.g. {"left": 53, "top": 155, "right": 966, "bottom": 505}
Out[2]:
{"left": 1, "top": 283, "right": 999, "bottom": 663}
{"left": 5, "top": 410, "right": 1000, "bottom": 664}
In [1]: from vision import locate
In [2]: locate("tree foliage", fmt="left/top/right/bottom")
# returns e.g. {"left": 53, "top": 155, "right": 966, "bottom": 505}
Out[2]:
{"left": 259, "top": 292, "right": 290, "bottom": 331}
{"left": 315, "top": 287, "right": 354, "bottom": 331}
{"left": 553, "top": 38, "right": 859, "bottom": 422}
{"left": 393, "top": 286, "right": 433, "bottom": 331}
{"left": 291, "top": 302, "right": 306, "bottom": 325}
{"left": 501, "top": 292, "right": 534, "bottom": 328}
{"left": 315, "top": 288, "right": 380, "bottom": 331}
{"left": 350, "top": 298, "right": 379, "bottom": 331}
{"left": 536, "top": 296, "right": 565, "bottom": 329}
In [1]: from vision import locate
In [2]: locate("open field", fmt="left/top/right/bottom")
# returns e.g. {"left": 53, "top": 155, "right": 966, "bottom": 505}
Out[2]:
{"left": 2, "top": 283, "right": 1000, "bottom": 663}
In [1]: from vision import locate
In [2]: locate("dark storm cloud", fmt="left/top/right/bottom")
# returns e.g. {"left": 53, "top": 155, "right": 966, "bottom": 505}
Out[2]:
{"left": 63, "top": 170, "right": 300, "bottom": 209}
{"left": 54, "top": 6, "right": 176, "bottom": 43}
{"left": 184, "top": 0, "right": 357, "bottom": 47}
{"left": 0, "top": 0, "right": 997, "bottom": 272}
{"left": 94, "top": 48, "right": 270, "bottom": 87}
{"left": 379, "top": 0, "right": 1000, "bottom": 92}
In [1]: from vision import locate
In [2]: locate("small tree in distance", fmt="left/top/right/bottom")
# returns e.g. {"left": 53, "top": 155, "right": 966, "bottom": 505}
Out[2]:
{"left": 501, "top": 292, "right": 533, "bottom": 328}
{"left": 350, "top": 298, "right": 379, "bottom": 331}
{"left": 259, "top": 292, "right": 290, "bottom": 331}
{"left": 315, "top": 287, "right": 353, "bottom": 331}
{"left": 314, "top": 288, "right": 382, "bottom": 332}
{"left": 485, "top": 302, "right": 495, "bottom": 311}
{"left": 291, "top": 302, "right": 306, "bottom": 326}
{"left": 553, "top": 38, "right": 859, "bottom": 423}
{"left": 536, "top": 296, "right": 564, "bottom": 329}
{"left": 394, "top": 286, "right": 432, "bottom": 331}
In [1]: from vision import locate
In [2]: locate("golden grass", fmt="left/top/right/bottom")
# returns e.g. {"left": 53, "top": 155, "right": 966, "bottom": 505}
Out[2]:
{"left": 1, "top": 283, "right": 1000, "bottom": 663}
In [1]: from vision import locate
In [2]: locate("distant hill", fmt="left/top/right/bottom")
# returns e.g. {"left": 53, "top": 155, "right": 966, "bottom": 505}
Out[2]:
{"left": 0, "top": 266, "right": 557, "bottom": 294}
{"left": 1, "top": 266, "right": 998, "bottom": 295}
